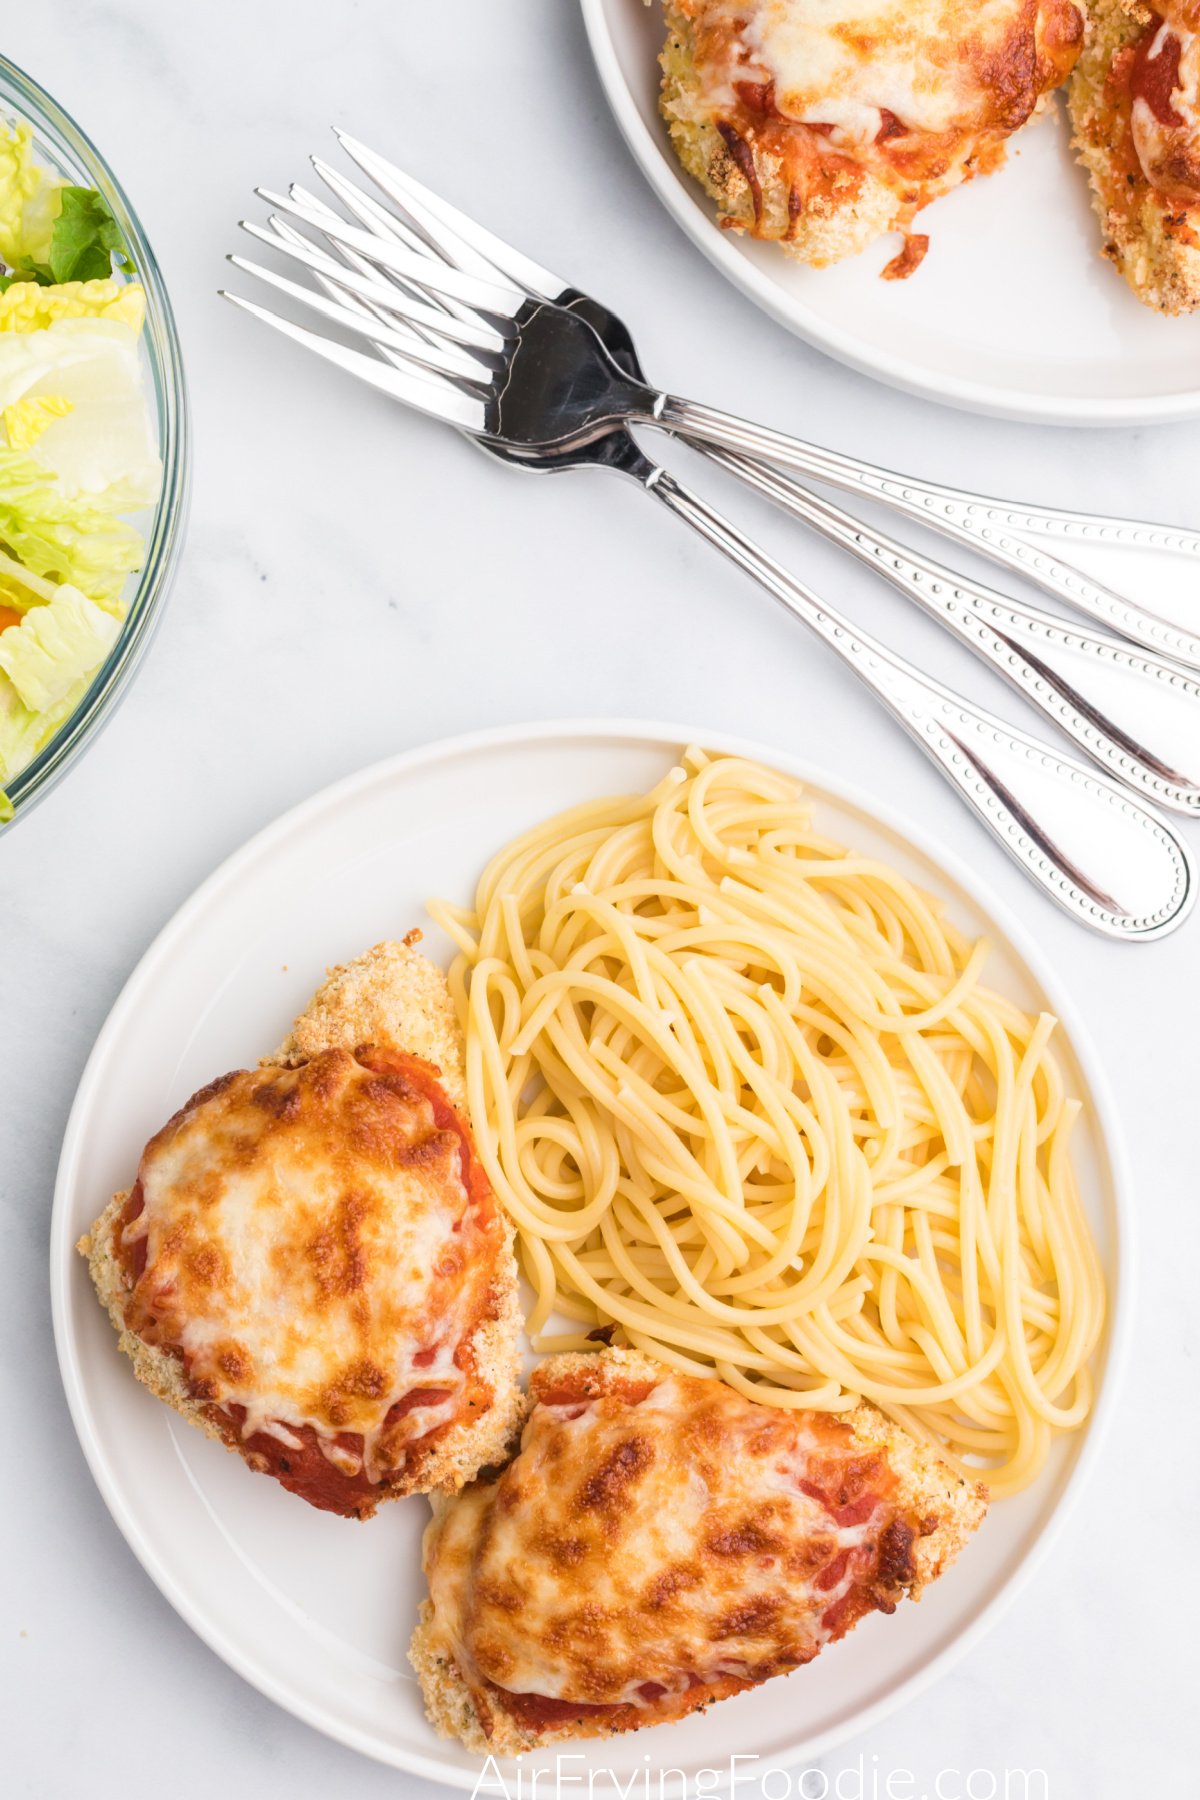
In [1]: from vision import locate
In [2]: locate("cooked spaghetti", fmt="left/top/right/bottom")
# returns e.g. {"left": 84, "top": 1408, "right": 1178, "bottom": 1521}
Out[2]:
{"left": 429, "top": 750, "right": 1106, "bottom": 1495}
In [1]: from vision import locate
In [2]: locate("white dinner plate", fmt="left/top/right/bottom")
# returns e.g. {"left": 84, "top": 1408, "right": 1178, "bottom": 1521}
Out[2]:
{"left": 580, "top": 0, "right": 1200, "bottom": 425}
{"left": 51, "top": 721, "right": 1130, "bottom": 1787}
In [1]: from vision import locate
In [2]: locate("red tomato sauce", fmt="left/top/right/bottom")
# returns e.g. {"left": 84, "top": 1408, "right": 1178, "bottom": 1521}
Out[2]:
{"left": 356, "top": 1044, "right": 496, "bottom": 1226}
{"left": 494, "top": 1688, "right": 627, "bottom": 1731}
{"left": 1131, "top": 15, "right": 1185, "bottom": 127}
{"left": 228, "top": 1396, "right": 450, "bottom": 1518}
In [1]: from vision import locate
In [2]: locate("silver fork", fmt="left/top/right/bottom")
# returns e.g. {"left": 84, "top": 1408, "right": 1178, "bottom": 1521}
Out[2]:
{"left": 221, "top": 207, "right": 1196, "bottom": 940}
{"left": 284, "top": 133, "right": 1200, "bottom": 673}
{"left": 243, "top": 153, "right": 1200, "bottom": 829}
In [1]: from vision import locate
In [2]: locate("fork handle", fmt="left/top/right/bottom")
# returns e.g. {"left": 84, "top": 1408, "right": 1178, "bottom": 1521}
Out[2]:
{"left": 694, "top": 445, "right": 1200, "bottom": 816}
{"left": 645, "top": 466, "right": 1194, "bottom": 940}
{"left": 652, "top": 394, "right": 1200, "bottom": 671}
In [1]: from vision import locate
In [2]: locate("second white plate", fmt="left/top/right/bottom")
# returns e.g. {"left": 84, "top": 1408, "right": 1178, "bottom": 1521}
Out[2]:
{"left": 51, "top": 721, "right": 1129, "bottom": 1786}
{"left": 581, "top": 0, "right": 1200, "bottom": 424}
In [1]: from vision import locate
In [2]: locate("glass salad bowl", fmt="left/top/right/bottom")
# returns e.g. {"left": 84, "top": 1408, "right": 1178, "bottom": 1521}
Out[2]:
{"left": 0, "top": 52, "right": 188, "bottom": 832}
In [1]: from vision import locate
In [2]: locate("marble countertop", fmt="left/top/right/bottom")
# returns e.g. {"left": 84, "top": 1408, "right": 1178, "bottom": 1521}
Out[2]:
{"left": 2, "top": 4, "right": 1194, "bottom": 1795}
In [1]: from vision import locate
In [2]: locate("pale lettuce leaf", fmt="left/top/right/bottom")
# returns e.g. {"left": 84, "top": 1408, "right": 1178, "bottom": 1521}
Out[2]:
{"left": 0, "top": 447, "right": 143, "bottom": 607}
{"left": 0, "top": 581, "right": 118, "bottom": 711}
{"left": 3, "top": 392, "right": 72, "bottom": 449}
{"left": 0, "top": 120, "right": 65, "bottom": 270}
{"left": 0, "top": 276, "right": 145, "bottom": 333}
{"left": 0, "top": 316, "right": 160, "bottom": 503}
{"left": 0, "top": 542, "right": 59, "bottom": 613}
{"left": 0, "top": 664, "right": 91, "bottom": 784}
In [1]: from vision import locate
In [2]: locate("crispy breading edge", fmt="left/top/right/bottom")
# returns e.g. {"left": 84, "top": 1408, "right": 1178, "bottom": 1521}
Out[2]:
{"left": 267, "top": 929, "right": 467, "bottom": 1108}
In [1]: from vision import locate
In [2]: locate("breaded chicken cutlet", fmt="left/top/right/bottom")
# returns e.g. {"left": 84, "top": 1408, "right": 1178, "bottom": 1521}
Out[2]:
{"left": 658, "top": 0, "right": 1083, "bottom": 273}
{"left": 411, "top": 1346, "right": 988, "bottom": 1753}
{"left": 79, "top": 936, "right": 524, "bottom": 1518}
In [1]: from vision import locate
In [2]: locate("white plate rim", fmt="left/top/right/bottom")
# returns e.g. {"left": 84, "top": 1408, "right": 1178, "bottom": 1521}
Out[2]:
{"left": 578, "top": 0, "right": 1200, "bottom": 427}
{"left": 50, "top": 717, "right": 1135, "bottom": 1786}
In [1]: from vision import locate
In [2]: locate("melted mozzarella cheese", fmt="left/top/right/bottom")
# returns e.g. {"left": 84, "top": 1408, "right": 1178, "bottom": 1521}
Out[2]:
{"left": 122, "top": 1051, "right": 490, "bottom": 1478}
{"left": 690, "top": 0, "right": 1060, "bottom": 145}
{"left": 424, "top": 1372, "right": 910, "bottom": 1713}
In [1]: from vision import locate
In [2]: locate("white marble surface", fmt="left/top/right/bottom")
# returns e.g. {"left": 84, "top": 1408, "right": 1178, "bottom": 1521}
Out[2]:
{"left": 2, "top": 3, "right": 1196, "bottom": 1795}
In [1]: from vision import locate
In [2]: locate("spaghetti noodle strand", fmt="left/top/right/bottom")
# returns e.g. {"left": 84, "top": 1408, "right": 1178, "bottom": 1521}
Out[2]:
{"left": 430, "top": 751, "right": 1106, "bottom": 1496}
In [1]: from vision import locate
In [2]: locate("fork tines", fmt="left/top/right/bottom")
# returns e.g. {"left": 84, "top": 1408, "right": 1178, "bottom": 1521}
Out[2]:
{"left": 222, "top": 133, "right": 550, "bottom": 438}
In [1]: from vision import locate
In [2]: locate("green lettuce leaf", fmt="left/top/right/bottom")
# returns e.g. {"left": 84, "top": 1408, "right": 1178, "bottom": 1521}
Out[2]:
{"left": 8, "top": 185, "right": 134, "bottom": 287}
{"left": 0, "top": 447, "right": 143, "bottom": 607}
{"left": 0, "top": 122, "right": 131, "bottom": 289}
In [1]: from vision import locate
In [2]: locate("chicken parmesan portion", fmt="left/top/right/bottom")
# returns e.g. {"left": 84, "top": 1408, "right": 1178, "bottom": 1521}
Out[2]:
{"left": 1070, "top": 1, "right": 1200, "bottom": 310}
{"left": 79, "top": 945, "right": 524, "bottom": 1519}
{"left": 411, "top": 1348, "right": 987, "bottom": 1752}
{"left": 659, "top": 0, "right": 1084, "bottom": 272}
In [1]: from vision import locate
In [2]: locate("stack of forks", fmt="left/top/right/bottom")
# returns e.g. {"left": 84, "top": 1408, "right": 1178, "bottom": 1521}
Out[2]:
{"left": 224, "top": 134, "right": 1200, "bottom": 941}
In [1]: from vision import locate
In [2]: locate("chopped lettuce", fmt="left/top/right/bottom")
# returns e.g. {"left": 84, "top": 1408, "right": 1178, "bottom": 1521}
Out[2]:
{"left": 0, "top": 121, "right": 64, "bottom": 272}
{"left": 3, "top": 392, "right": 72, "bottom": 450}
{"left": 0, "top": 447, "right": 144, "bottom": 609}
{"left": 0, "top": 543, "right": 60, "bottom": 613}
{"left": 0, "top": 121, "right": 132, "bottom": 291}
{"left": 16, "top": 185, "right": 125, "bottom": 284}
{"left": 0, "top": 276, "right": 145, "bottom": 333}
{"left": 0, "top": 662, "right": 91, "bottom": 784}
{"left": 0, "top": 317, "right": 160, "bottom": 504}
{"left": 0, "top": 579, "right": 117, "bottom": 710}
